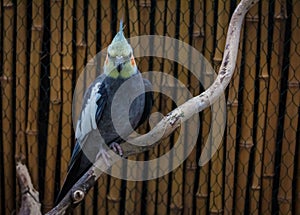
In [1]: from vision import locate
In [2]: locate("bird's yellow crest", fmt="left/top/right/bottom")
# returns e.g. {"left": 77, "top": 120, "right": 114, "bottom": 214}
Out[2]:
{"left": 104, "top": 20, "right": 137, "bottom": 79}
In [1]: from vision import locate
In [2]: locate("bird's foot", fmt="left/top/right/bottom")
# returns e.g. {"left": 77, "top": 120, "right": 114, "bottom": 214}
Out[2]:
{"left": 96, "top": 148, "right": 111, "bottom": 166}
{"left": 109, "top": 142, "right": 123, "bottom": 157}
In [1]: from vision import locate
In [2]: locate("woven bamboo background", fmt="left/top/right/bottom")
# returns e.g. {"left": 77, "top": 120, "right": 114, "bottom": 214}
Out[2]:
{"left": 0, "top": 0, "right": 299, "bottom": 214}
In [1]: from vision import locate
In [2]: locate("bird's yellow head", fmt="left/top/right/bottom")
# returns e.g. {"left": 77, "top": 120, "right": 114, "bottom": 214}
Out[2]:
{"left": 104, "top": 21, "right": 137, "bottom": 79}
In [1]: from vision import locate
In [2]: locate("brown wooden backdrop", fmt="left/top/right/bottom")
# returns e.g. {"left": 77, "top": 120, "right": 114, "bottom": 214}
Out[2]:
{"left": 0, "top": 0, "right": 299, "bottom": 214}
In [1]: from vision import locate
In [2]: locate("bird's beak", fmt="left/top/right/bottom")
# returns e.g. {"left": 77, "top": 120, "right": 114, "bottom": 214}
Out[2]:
{"left": 116, "top": 63, "right": 124, "bottom": 72}
{"left": 115, "top": 56, "right": 125, "bottom": 72}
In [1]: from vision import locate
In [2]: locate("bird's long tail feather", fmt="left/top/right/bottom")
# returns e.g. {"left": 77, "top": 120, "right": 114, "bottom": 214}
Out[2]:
{"left": 55, "top": 141, "right": 92, "bottom": 205}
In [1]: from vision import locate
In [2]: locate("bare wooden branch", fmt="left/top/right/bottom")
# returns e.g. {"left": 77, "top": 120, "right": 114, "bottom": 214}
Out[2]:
{"left": 46, "top": 0, "right": 259, "bottom": 214}
{"left": 16, "top": 156, "right": 41, "bottom": 215}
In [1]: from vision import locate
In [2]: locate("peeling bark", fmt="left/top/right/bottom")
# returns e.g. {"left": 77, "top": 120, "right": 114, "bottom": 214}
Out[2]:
{"left": 16, "top": 156, "right": 41, "bottom": 215}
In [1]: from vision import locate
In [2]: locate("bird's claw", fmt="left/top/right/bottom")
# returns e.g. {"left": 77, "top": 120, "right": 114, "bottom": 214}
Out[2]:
{"left": 95, "top": 142, "right": 123, "bottom": 166}
{"left": 96, "top": 148, "right": 111, "bottom": 166}
{"left": 109, "top": 142, "right": 123, "bottom": 157}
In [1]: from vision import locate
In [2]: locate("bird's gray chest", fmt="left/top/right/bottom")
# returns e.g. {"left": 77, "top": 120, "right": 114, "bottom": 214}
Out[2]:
{"left": 99, "top": 76, "right": 145, "bottom": 143}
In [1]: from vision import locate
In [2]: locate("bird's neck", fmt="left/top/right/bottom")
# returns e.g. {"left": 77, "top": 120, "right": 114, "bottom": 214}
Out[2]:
{"left": 104, "top": 72, "right": 141, "bottom": 95}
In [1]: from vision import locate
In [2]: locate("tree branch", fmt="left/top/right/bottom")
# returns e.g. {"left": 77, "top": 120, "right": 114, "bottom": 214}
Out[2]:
{"left": 16, "top": 156, "right": 42, "bottom": 215}
{"left": 46, "top": 0, "right": 259, "bottom": 214}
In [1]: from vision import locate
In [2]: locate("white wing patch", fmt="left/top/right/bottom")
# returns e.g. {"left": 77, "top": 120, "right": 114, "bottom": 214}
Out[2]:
{"left": 75, "top": 82, "right": 101, "bottom": 141}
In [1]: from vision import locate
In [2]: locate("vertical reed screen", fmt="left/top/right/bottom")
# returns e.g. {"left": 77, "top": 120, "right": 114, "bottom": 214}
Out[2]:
{"left": 0, "top": 0, "right": 299, "bottom": 214}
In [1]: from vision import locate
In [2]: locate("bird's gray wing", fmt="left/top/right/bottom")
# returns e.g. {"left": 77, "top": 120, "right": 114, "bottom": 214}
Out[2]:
{"left": 136, "top": 78, "right": 153, "bottom": 127}
{"left": 55, "top": 76, "right": 107, "bottom": 204}
{"left": 68, "top": 78, "right": 107, "bottom": 171}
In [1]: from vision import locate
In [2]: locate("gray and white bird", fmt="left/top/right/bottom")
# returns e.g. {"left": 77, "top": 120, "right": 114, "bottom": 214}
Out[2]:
{"left": 55, "top": 21, "right": 153, "bottom": 204}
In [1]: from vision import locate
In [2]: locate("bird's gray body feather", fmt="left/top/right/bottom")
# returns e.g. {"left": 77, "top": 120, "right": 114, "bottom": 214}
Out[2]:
{"left": 55, "top": 72, "right": 153, "bottom": 204}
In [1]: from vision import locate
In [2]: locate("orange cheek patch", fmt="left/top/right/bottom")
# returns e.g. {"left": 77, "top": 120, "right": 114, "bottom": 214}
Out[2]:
{"left": 131, "top": 57, "right": 135, "bottom": 66}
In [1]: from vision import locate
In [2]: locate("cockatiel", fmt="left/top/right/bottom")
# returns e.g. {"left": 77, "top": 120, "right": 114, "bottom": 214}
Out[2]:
{"left": 55, "top": 21, "right": 153, "bottom": 204}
